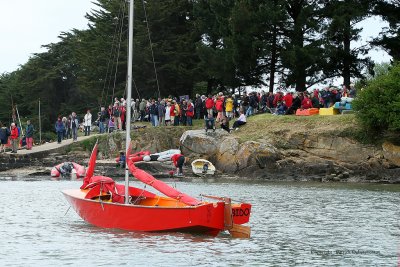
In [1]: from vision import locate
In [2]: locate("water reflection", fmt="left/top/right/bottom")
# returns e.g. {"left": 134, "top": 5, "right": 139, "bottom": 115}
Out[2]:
{"left": 0, "top": 178, "right": 398, "bottom": 266}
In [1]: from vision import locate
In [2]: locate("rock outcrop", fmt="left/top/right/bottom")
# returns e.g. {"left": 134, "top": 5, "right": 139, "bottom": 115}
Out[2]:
{"left": 179, "top": 129, "right": 400, "bottom": 183}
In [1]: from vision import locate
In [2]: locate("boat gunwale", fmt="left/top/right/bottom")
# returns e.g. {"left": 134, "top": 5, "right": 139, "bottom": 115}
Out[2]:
{"left": 62, "top": 189, "right": 222, "bottom": 210}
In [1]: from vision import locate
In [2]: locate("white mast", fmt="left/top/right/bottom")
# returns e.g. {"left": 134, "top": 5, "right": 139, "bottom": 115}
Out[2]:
{"left": 124, "top": 0, "right": 134, "bottom": 204}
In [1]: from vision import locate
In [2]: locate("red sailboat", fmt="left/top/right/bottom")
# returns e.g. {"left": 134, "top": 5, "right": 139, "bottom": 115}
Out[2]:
{"left": 63, "top": 142, "right": 251, "bottom": 237}
{"left": 62, "top": 0, "right": 251, "bottom": 237}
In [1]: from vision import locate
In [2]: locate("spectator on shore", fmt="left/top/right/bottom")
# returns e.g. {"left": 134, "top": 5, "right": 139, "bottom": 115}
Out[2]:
{"left": 173, "top": 101, "right": 181, "bottom": 126}
{"left": 25, "top": 120, "right": 34, "bottom": 150}
{"left": 232, "top": 110, "right": 246, "bottom": 130}
{"left": 108, "top": 116, "right": 115, "bottom": 133}
{"left": 220, "top": 117, "right": 230, "bottom": 133}
{"left": 186, "top": 100, "right": 194, "bottom": 126}
{"left": 149, "top": 99, "right": 159, "bottom": 127}
{"left": 66, "top": 115, "right": 72, "bottom": 139}
{"left": 241, "top": 93, "right": 249, "bottom": 114}
{"left": 0, "top": 123, "right": 10, "bottom": 153}
{"left": 283, "top": 92, "right": 293, "bottom": 109}
{"left": 165, "top": 101, "right": 172, "bottom": 126}
{"left": 98, "top": 107, "right": 107, "bottom": 133}
{"left": 71, "top": 112, "right": 79, "bottom": 142}
{"left": 205, "top": 95, "right": 214, "bottom": 117}
{"left": 158, "top": 100, "right": 165, "bottom": 126}
{"left": 321, "top": 88, "right": 331, "bottom": 108}
{"left": 113, "top": 103, "right": 122, "bottom": 130}
{"left": 62, "top": 117, "right": 68, "bottom": 139}
{"left": 225, "top": 95, "right": 234, "bottom": 119}
{"left": 194, "top": 94, "right": 202, "bottom": 120}
{"left": 301, "top": 94, "right": 312, "bottom": 109}
{"left": 83, "top": 110, "right": 92, "bottom": 136}
{"left": 349, "top": 84, "right": 356, "bottom": 98}
{"left": 215, "top": 95, "right": 224, "bottom": 123}
{"left": 205, "top": 113, "right": 216, "bottom": 133}
{"left": 275, "top": 101, "right": 288, "bottom": 115}
{"left": 55, "top": 117, "right": 65, "bottom": 144}
{"left": 10, "top": 123, "right": 19, "bottom": 153}
{"left": 139, "top": 99, "right": 146, "bottom": 122}
{"left": 286, "top": 93, "right": 301, "bottom": 115}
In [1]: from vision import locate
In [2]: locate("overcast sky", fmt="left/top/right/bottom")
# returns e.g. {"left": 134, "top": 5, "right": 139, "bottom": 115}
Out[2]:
{"left": 0, "top": 0, "right": 96, "bottom": 73}
{"left": 0, "top": 1, "right": 392, "bottom": 74}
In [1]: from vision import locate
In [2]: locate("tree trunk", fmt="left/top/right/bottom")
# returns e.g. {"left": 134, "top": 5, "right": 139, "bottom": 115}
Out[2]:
{"left": 269, "top": 23, "right": 277, "bottom": 93}
{"left": 343, "top": 16, "right": 351, "bottom": 89}
{"left": 293, "top": 20, "right": 306, "bottom": 92}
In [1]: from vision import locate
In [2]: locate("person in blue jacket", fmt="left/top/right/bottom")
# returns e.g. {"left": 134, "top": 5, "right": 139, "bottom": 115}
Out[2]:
{"left": 55, "top": 117, "right": 65, "bottom": 144}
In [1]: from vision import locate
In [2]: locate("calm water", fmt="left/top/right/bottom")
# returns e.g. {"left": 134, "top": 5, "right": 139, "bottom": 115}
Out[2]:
{"left": 0, "top": 178, "right": 399, "bottom": 266}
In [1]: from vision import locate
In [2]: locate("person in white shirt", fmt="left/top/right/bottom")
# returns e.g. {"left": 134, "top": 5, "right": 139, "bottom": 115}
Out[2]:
{"left": 83, "top": 109, "right": 92, "bottom": 136}
{"left": 165, "top": 101, "right": 172, "bottom": 125}
{"left": 232, "top": 110, "right": 246, "bottom": 129}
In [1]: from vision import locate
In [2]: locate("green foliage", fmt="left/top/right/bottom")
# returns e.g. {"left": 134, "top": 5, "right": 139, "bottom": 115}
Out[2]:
{"left": 353, "top": 63, "right": 400, "bottom": 133}
{"left": 372, "top": 0, "right": 400, "bottom": 61}
{"left": 0, "top": 0, "right": 394, "bottom": 129}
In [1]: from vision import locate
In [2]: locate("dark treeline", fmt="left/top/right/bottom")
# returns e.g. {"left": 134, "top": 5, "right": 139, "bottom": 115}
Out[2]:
{"left": 0, "top": 0, "right": 398, "bottom": 131}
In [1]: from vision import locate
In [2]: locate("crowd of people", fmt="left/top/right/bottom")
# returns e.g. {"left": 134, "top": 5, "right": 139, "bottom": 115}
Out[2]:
{"left": 0, "top": 84, "right": 356, "bottom": 153}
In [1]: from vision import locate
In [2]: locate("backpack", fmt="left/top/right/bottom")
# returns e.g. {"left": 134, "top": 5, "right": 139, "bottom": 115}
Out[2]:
{"left": 113, "top": 108, "right": 120, "bottom": 117}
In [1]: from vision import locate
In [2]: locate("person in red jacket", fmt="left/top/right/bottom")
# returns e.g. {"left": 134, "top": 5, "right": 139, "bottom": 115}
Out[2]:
{"left": 205, "top": 95, "right": 215, "bottom": 117}
{"left": 283, "top": 92, "right": 293, "bottom": 108}
{"left": 215, "top": 96, "right": 224, "bottom": 123}
{"left": 301, "top": 94, "right": 313, "bottom": 109}
{"left": 171, "top": 153, "right": 186, "bottom": 176}
{"left": 10, "top": 123, "right": 19, "bottom": 153}
{"left": 186, "top": 100, "right": 194, "bottom": 126}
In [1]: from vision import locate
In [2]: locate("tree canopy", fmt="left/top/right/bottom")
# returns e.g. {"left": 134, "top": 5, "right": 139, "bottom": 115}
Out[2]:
{"left": 0, "top": 0, "right": 395, "bottom": 130}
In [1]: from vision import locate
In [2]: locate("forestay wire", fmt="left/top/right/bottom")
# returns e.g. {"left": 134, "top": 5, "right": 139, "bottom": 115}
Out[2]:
{"left": 101, "top": 0, "right": 127, "bottom": 107}
{"left": 141, "top": 0, "right": 161, "bottom": 99}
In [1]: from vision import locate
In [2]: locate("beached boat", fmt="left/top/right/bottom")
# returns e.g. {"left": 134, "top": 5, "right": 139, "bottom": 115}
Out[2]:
{"left": 51, "top": 162, "right": 85, "bottom": 179}
{"left": 192, "top": 159, "right": 216, "bottom": 176}
{"left": 150, "top": 149, "right": 181, "bottom": 162}
{"left": 62, "top": 0, "right": 251, "bottom": 237}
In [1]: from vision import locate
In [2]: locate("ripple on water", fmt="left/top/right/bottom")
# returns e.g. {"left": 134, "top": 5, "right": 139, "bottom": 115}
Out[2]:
{"left": 0, "top": 179, "right": 399, "bottom": 266}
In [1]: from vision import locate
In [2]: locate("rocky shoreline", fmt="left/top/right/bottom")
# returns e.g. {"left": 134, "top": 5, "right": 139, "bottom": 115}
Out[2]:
{"left": 179, "top": 130, "right": 400, "bottom": 183}
{"left": 1, "top": 127, "right": 400, "bottom": 184}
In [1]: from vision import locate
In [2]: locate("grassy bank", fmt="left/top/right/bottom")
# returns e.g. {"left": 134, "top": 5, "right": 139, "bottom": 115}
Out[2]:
{"left": 234, "top": 113, "right": 367, "bottom": 143}
{"left": 73, "top": 113, "right": 379, "bottom": 155}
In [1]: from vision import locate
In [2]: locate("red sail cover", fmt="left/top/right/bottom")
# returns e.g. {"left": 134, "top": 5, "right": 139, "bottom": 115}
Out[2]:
{"left": 80, "top": 142, "right": 98, "bottom": 189}
{"left": 127, "top": 154, "right": 201, "bottom": 206}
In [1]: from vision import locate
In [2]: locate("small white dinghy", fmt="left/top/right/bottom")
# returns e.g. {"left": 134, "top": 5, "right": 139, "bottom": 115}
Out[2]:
{"left": 191, "top": 159, "right": 216, "bottom": 176}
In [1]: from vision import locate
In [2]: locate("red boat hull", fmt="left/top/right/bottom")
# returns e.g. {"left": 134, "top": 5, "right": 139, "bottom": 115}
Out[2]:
{"left": 63, "top": 189, "right": 225, "bottom": 236}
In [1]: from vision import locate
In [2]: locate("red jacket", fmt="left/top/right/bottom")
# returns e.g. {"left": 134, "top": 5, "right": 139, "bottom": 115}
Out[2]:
{"left": 215, "top": 99, "right": 224, "bottom": 112}
{"left": 301, "top": 97, "right": 312, "bottom": 109}
{"left": 186, "top": 103, "right": 194, "bottom": 117}
{"left": 283, "top": 94, "right": 293, "bottom": 108}
{"left": 169, "top": 105, "right": 175, "bottom": 117}
{"left": 10, "top": 127, "right": 18, "bottom": 139}
{"left": 205, "top": 98, "right": 214, "bottom": 109}
{"left": 171, "top": 154, "right": 184, "bottom": 167}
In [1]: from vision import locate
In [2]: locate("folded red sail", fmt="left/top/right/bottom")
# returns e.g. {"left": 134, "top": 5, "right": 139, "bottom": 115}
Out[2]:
{"left": 127, "top": 153, "right": 201, "bottom": 206}
{"left": 81, "top": 142, "right": 98, "bottom": 189}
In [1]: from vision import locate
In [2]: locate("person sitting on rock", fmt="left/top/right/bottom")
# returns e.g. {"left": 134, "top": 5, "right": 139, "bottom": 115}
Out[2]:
{"left": 232, "top": 110, "right": 246, "bottom": 130}
{"left": 204, "top": 113, "right": 216, "bottom": 133}
{"left": 220, "top": 116, "right": 230, "bottom": 133}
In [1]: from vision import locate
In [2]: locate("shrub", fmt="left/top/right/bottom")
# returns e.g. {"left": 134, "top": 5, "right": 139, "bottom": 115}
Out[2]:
{"left": 353, "top": 63, "right": 400, "bottom": 134}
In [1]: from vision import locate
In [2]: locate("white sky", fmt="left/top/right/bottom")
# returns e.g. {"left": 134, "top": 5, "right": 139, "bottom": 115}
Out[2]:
{"left": 0, "top": 1, "right": 393, "bottom": 75}
{"left": 0, "top": 0, "right": 96, "bottom": 73}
